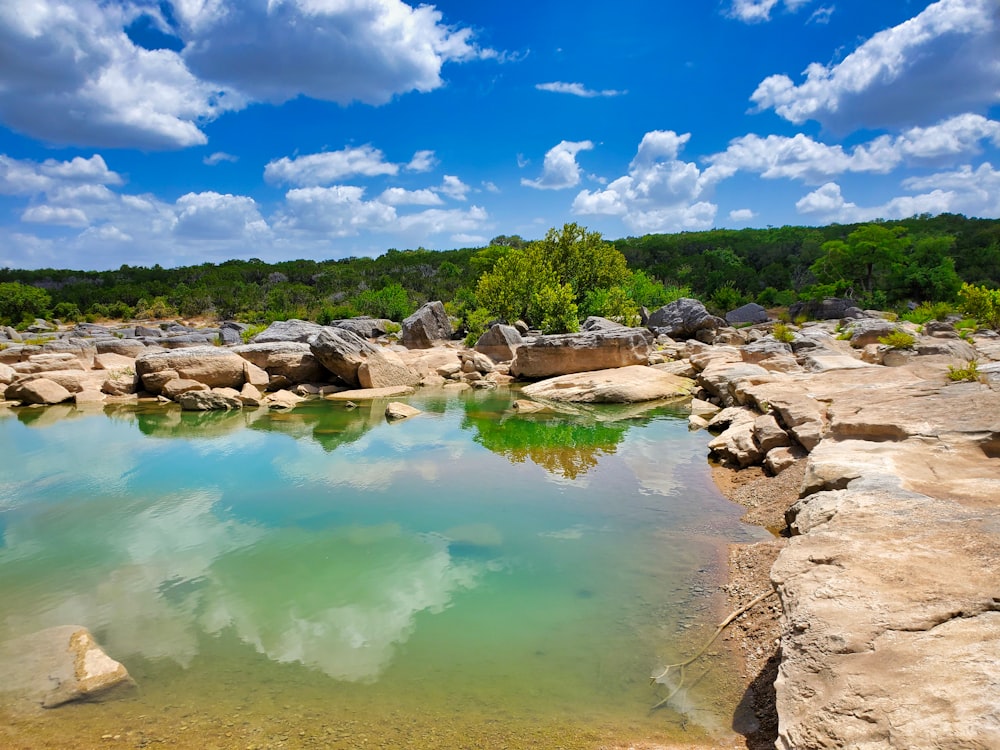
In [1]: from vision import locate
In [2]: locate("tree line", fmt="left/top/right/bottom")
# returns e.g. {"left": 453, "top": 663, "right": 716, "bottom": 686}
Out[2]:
{"left": 1, "top": 214, "right": 998, "bottom": 333}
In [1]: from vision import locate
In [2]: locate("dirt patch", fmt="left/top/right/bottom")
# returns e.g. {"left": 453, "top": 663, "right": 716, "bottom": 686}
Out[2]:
{"left": 711, "top": 460, "right": 807, "bottom": 750}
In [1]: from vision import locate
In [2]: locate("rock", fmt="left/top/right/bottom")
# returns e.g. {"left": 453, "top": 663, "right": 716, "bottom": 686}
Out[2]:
{"left": 798, "top": 351, "right": 872, "bottom": 372}
{"left": 581, "top": 316, "right": 626, "bottom": 331}
{"left": 647, "top": 298, "right": 724, "bottom": 339}
{"left": 724, "top": 302, "right": 769, "bottom": 326}
{"left": 385, "top": 401, "right": 422, "bottom": 421}
{"left": 94, "top": 338, "right": 149, "bottom": 357}
{"left": 357, "top": 349, "right": 421, "bottom": 389}
{"left": 744, "top": 383, "right": 828, "bottom": 451}
{"left": 18, "top": 370, "right": 103, "bottom": 393}
{"left": 239, "top": 383, "right": 263, "bottom": 407}
{"left": 764, "top": 445, "right": 806, "bottom": 475}
{"left": 741, "top": 337, "right": 793, "bottom": 364}
{"left": 459, "top": 350, "right": 495, "bottom": 374}
{"left": 252, "top": 319, "right": 324, "bottom": 344}
{"left": 178, "top": 390, "right": 242, "bottom": 411}
{"left": 12, "top": 353, "right": 85, "bottom": 375}
{"left": 842, "top": 317, "right": 904, "bottom": 347}
{"left": 264, "top": 389, "right": 304, "bottom": 410}
{"left": 309, "top": 327, "right": 380, "bottom": 386}
{"left": 788, "top": 297, "right": 859, "bottom": 321}
{"left": 712, "top": 327, "right": 747, "bottom": 346}
{"left": 521, "top": 365, "right": 694, "bottom": 403}
{"left": 689, "top": 397, "right": 721, "bottom": 418}
{"left": 708, "top": 421, "right": 763, "bottom": 467}
{"left": 161, "top": 378, "right": 211, "bottom": 400}
{"left": 0, "top": 362, "right": 16, "bottom": 384}
{"left": 5, "top": 378, "right": 73, "bottom": 405}
{"left": 218, "top": 326, "right": 243, "bottom": 345}
{"left": 159, "top": 333, "right": 217, "bottom": 348}
{"left": 242, "top": 360, "right": 270, "bottom": 388}
{"left": 752, "top": 413, "right": 791, "bottom": 452}
{"left": 324, "top": 386, "right": 416, "bottom": 401}
{"left": 134, "top": 325, "right": 162, "bottom": 338}
{"left": 3, "top": 325, "right": 21, "bottom": 342}
{"left": 233, "top": 342, "right": 325, "bottom": 383}
{"left": 707, "top": 405, "right": 757, "bottom": 431}
{"left": 474, "top": 324, "right": 524, "bottom": 362}
{"left": 401, "top": 301, "right": 453, "bottom": 349}
{"left": 93, "top": 353, "right": 137, "bottom": 372}
{"left": 101, "top": 372, "right": 138, "bottom": 396}
{"left": 73, "top": 390, "right": 106, "bottom": 405}
{"left": 688, "top": 414, "right": 709, "bottom": 431}
{"left": 697, "top": 361, "right": 774, "bottom": 407}
{"left": 135, "top": 346, "right": 247, "bottom": 393}
{"left": 512, "top": 399, "right": 549, "bottom": 414}
{"left": 914, "top": 337, "right": 978, "bottom": 360}
{"left": 0, "top": 626, "right": 135, "bottom": 711}
{"left": 331, "top": 317, "right": 393, "bottom": 339}
{"left": 510, "top": 328, "right": 653, "bottom": 379}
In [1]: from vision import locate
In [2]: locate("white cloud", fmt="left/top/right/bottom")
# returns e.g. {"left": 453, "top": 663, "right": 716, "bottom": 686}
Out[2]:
{"left": 727, "top": 0, "right": 812, "bottom": 23}
{"left": 406, "top": 150, "right": 437, "bottom": 172}
{"left": 572, "top": 130, "right": 723, "bottom": 232}
{"left": 173, "top": 192, "right": 269, "bottom": 240}
{"left": 729, "top": 208, "right": 756, "bottom": 221}
{"left": 438, "top": 175, "right": 470, "bottom": 200}
{"left": 751, "top": 0, "right": 1000, "bottom": 131}
{"left": 522, "top": 140, "right": 595, "bottom": 190}
{"left": 707, "top": 114, "right": 1000, "bottom": 182}
{"left": 21, "top": 205, "right": 90, "bottom": 227}
{"left": 177, "top": 0, "right": 493, "bottom": 105}
{"left": 0, "top": 0, "right": 243, "bottom": 149}
{"left": 204, "top": 152, "right": 239, "bottom": 166}
{"left": 482, "top": 181, "right": 500, "bottom": 193}
{"left": 452, "top": 233, "right": 487, "bottom": 245}
{"left": 535, "top": 82, "right": 625, "bottom": 98}
{"left": 378, "top": 187, "right": 444, "bottom": 206}
{"left": 0, "top": 154, "right": 122, "bottom": 195}
{"left": 807, "top": 5, "right": 835, "bottom": 24}
{"left": 397, "top": 206, "right": 489, "bottom": 234}
{"left": 276, "top": 185, "right": 397, "bottom": 236}
{"left": 264, "top": 146, "right": 400, "bottom": 186}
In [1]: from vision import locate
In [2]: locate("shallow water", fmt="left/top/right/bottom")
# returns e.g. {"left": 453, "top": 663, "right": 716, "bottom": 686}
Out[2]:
{"left": 0, "top": 390, "right": 763, "bottom": 748}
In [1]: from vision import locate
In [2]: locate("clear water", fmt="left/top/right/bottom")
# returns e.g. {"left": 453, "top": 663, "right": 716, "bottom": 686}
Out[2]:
{"left": 0, "top": 390, "right": 763, "bottom": 748}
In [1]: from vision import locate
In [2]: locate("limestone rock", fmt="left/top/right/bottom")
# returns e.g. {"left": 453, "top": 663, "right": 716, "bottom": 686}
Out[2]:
{"left": 95, "top": 338, "right": 149, "bottom": 357}
{"left": 357, "top": 349, "right": 421, "bottom": 389}
{"left": 243, "top": 360, "right": 270, "bottom": 388}
{"left": 401, "top": 301, "right": 453, "bottom": 349}
{"left": 510, "top": 328, "right": 652, "bottom": 379}
{"left": 325, "top": 386, "right": 416, "bottom": 401}
{"left": 521, "top": 365, "right": 693, "bottom": 403}
{"left": 5, "top": 378, "right": 73, "bottom": 405}
{"left": 764, "top": 445, "right": 806, "bottom": 475}
{"left": 688, "top": 414, "right": 709, "bottom": 431}
{"left": 93, "top": 352, "right": 136, "bottom": 372}
{"left": 178, "top": 390, "right": 242, "bottom": 411}
{"left": 0, "top": 361, "right": 15, "bottom": 384}
{"left": 264, "top": 389, "right": 303, "bottom": 410}
{"left": 12, "top": 353, "right": 85, "bottom": 375}
{"left": 309, "top": 327, "right": 380, "bottom": 386}
{"left": 252, "top": 319, "right": 324, "bottom": 344}
{"left": 689, "top": 397, "right": 720, "bottom": 418}
{"left": 162, "top": 378, "right": 210, "bottom": 400}
{"left": 18, "top": 369, "right": 103, "bottom": 393}
{"left": 474, "top": 324, "right": 524, "bottom": 362}
{"left": 647, "top": 298, "right": 724, "bottom": 340}
{"left": 0, "top": 626, "right": 135, "bottom": 711}
{"left": 581, "top": 315, "right": 626, "bottom": 331}
{"left": 842, "top": 317, "right": 904, "bottom": 347}
{"left": 752, "top": 413, "right": 791, "bottom": 452}
{"left": 331, "top": 317, "right": 393, "bottom": 339}
{"left": 724, "top": 302, "right": 769, "bottom": 326}
{"left": 708, "top": 420, "right": 763, "bottom": 467}
{"left": 788, "top": 297, "right": 860, "bottom": 321}
{"left": 239, "top": 383, "right": 263, "bottom": 407}
{"left": 233, "top": 342, "right": 325, "bottom": 383}
{"left": 512, "top": 399, "right": 549, "bottom": 414}
{"left": 136, "top": 347, "right": 246, "bottom": 393}
{"left": 385, "top": 401, "right": 422, "bottom": 421}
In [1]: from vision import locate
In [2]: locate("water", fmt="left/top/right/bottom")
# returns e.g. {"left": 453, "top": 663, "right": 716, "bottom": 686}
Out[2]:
{"left": 0, "top": 390, "right": 764, "bottom": 748}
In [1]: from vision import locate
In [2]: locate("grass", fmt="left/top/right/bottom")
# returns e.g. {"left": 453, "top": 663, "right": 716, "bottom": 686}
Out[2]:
{"left": 772, "top": 321, "right": 795, "bottom": 344}
{"left": 947, "top": 360, "right": 981, "bottom": 382}
{"left": 877, "top": 331, "right": 916, "bottom": 349}
{"left": 240, "top": 324, "right": 268, "bottom": 344}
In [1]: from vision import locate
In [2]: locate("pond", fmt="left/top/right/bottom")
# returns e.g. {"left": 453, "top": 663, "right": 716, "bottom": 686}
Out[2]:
{"left": 0, "top": 389, "right": 764, "bottom": 748}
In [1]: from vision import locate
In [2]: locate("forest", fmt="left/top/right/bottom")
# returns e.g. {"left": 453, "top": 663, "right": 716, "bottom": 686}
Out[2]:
{"left": 1, "top": 214, "right": 999, "bottom": 335}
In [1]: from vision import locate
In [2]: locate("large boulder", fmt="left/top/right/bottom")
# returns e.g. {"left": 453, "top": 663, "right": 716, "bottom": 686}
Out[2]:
{"left": 232, "top": 342, "right": 325, "bottom": 383}
{"left": 788, "top": 297, "right": 861, "bottom": 321}
{"left": 474, "top": 324, "right": 523, "bottom": 362}
{"left": 309, "top": 327, "right": 381, "bottom": 387}
{"left": 357, "top": 349, "right": 421, "bottom": 389}
{"left": 510, "top": 328, "right": 653, "bottom": 379}
{"left": 0, "top": 626, "right": 135, "bottom": 711}
{"left": 521, "top": 365, "right": 693, "bottom": 403}
{"left": 135, "top": 347, "right": 246, "bottom": 394}
{"left": 12, "top": 353, "right": 85, "bottom": 375}
{"left": 95, "top": 338, "right": 150, "bottom": 357}
{"left": 401, "top": 301, "right": 453, "bottom": 349}
{"left": 331, "top": 317, "right": 393, "bottom": 339}
{"left": 252, "top": 319, "right": 324, "bottom": 344}
{"left": 581, "top": 316, "right": 626, "bottom": 331}
{"left": 178, "top": 389, "right": 242, "bottom": 411}
{"left": 647, "top": 298, "right": 724, "bottom": 340}
{"left": 724, "top": 302, "right": 769, "bottom": 326}
{"left": 5, "top": 378, "right": 74, "bottom": 405}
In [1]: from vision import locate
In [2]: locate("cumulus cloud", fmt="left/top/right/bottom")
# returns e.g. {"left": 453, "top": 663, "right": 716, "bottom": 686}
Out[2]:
{"left": 535, "top": 82, "right": 625, "bottom": 98}
{"left": 0, "top": 0, "right": 493, "bottom": 149}
{"left": 796, "top": 164, "right": 1000, "bottom": 222}
{"left": 727, "top": 0, "right": 813, "bottom": 23}
{"left": 438, "top": 175, "right": 470, "bottom": 200}
{"left": 378, "top": 188, "right": 444, "bottom": 206}
{"left": 522, "top": 140, "right": 595, "bottom": 190}
{"left": 177, "top": 0, "right": 493, "bottom": 105}
{"left": 572, "top": 131, "right": 723, "bottom": 233}
{"left": 173, "top": 192, "right": 269, "bottom": 240}
{"left": 729, "top": 208, "right": 756, "bottom": 221}
{"left": 707, "top": 114, "right": 1000, "bottom": 182}
{"left": 397, "top": 206, "right": 489, "bottom": 234}
{"left": 21, "top": 205, "right": 90, "bottom": 227}
{"left": 276, "top": 186, "right": 397, "bottom": 236}
{"left": 406, "top": 150, "right": 437, "bottom": 173}
{"left": 264, "top": 146, "right": 401, "bottom": 186}
{"left": 0, "top": 154, "right": 122, "bottom": 195}
{"left": 0, "top": 0, "right": 243, "bottom": 149}
{"left": 751, "top": 0, "right": 1000, "bottom": 131}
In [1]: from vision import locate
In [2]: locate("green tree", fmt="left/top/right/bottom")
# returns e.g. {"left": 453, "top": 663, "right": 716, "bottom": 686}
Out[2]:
{"left": 353, "top": 283, "right": 413, "bottom": 321}
{"left": 0, "top": 282, "right": 51, "bottom": 325}
{"left": 811, "top": 224, "right": 908, "bottom": 296}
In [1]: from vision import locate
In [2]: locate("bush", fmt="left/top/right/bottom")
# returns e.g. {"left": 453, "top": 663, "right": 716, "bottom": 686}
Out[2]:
{"left": 463, "top": 307, "right": 495, "bottom": 347}
{"left": 52, "top": 302, "right": 82, "bottom": 323}
{"left": 958, "top": 283, "right": 1000, "bottom": 329}
{"left": 772, "top": 321, "right": 795, "bottom": 344}
{"left": 240, "top": 324, "right": 268, "bottom": 344}
{"left": 947, "top": 360, "right": 980, "bottom": 382}
{"left": 353, "top": 283, "right": 413, "bottom": 321}
{"left": 878, "top": 331, "right": 916, "bottom": 349}
{"left": 0, "top": 282, "right": 51, "bottom": 325}
{"left": 902, "top": 301, "right": 953, "bottom": 325}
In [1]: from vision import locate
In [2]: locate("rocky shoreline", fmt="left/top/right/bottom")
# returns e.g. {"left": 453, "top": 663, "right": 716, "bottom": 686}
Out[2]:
{"left": 2, "top": 297, "right": 999, "bottom": 748}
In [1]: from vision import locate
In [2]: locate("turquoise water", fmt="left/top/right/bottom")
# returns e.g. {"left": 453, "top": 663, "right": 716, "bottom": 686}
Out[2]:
{"left": 0, "top": 390, "right": 762, "bottom": 747}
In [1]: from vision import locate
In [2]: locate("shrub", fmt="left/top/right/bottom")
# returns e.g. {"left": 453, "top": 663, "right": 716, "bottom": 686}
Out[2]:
{"left": 240, "top": 324, "right": 268, "bottom": 344}
{"left": 958, "top": 283, "right": 1000, "bottom": 329}
{"left": 947, "top": 360, "right": 980, "bottom": 382}
{"left": 0, "top": 281, "right": 51, "bottom": 325}
{"left": 772, "top": 321, "right": 795, "bottom": 344}
{"left": 877, "top": 331, "right": 916, "bottom": 349}
{"left": 463, "top": 307, "right": 495, "bottom": 347}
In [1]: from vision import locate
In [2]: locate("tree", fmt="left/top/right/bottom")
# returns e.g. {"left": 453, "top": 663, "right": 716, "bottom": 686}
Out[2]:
{"left": 811, "top": 224, "right": 908, "bottom": 296}
{"left": 0, "top": 282, "right": 51, "bottom": 325}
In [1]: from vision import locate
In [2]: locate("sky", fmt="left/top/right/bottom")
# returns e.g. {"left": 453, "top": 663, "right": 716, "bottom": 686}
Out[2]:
{"left": 0, "top": 0, "right": 997, "bottom": 271}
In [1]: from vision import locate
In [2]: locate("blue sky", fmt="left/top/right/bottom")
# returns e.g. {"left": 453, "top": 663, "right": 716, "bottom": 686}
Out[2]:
{"left": 0, "top": 0, "right": 997, "bottom": 270}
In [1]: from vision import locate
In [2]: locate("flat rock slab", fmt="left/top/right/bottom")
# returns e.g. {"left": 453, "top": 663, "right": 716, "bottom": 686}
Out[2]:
{"left": 0, "top": 626, "right": 135, "bottom": 713}
{"left": 521, "top": 365, "right": 693, "bottom": 403}
{"left": 325, "top": 386, "right": 416, "bottom": 400}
